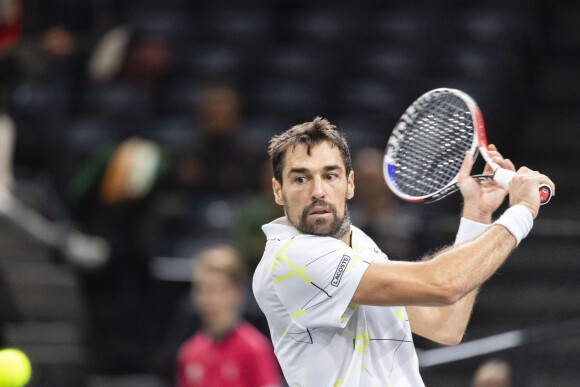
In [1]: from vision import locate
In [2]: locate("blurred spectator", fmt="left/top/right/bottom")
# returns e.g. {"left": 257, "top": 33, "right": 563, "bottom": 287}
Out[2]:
{"left": 64, "top": 136, "right": 173, "bottom": 373}
{"left": 0, "top": 0, "right": 23, "bottom": 96}
{"left": 0, "top": 0, "right": 21, "bottom": 52}
{"left": 349, "top": 147, "right": 428, "bottom": 261}
{"left": 88, "top": 27, "right": 174, "bottom": 87}
{"left": 176, "top": 245, "right": 281, "bottom": 387}
{"left": 41, "top": 24, "right": 76, "bottom": 59}
{"left": 230, "top": 158, "right": 283, "bottom": 340}
{"left": 2, "top": 1, "right": 129, "bottom": 176}
{"left": 471, "top": 359, "right": 512, "bottom": 387}
{"left": 117, "top": 33, "right": 173, "bottom": 86}
{"left": 173, "top": 83, "right": 254, "bottom": 196}
{"left": 17, "top": 0, "right": 106, "bottom": 80}
{"left": 86, "top": 25, "right": 130, "bottom": 83}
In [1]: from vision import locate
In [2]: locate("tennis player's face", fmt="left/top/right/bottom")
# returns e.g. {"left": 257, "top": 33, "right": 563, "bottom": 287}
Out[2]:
{"left": 273, "top": 141, "right": 354, "bottom": 242}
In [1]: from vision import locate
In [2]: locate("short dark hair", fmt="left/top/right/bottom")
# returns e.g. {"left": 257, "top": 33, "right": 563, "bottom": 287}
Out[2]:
{"left": 268, "top": 117, "right": 352, "bottom": 184}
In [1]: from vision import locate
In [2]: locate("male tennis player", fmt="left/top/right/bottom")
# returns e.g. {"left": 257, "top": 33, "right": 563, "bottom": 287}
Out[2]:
{"left": 252, "top": 117, "right": 554, "bottom": 386}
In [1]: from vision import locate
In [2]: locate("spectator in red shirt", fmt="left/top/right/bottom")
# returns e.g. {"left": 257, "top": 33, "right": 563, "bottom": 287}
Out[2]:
{"left": 176, "top": 245, "right": 281, "bottom": 387}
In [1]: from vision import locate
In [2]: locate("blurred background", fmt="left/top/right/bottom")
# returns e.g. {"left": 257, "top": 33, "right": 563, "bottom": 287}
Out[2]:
{"left": 1, "top": 0, "right": 579, "bottom": 386}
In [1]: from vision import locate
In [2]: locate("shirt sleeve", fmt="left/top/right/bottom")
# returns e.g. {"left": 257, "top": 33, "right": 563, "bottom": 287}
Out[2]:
{"left": 271, "top": 234, "right": 373, "bottom": 329}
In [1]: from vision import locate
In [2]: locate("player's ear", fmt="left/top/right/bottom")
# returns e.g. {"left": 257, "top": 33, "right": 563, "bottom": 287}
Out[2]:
{"left": 273, "top": 178, "right": 285, "bottom": 205}
{"left": 346, "top": 170, "right": 355, "bottom": 199}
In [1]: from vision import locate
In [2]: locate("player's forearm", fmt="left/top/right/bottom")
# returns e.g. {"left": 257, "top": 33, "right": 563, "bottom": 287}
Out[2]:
{"left": 408, "top": 215, "right": 486, "bottom": 344}
{"left": 354, "top": 209, "right": 526, "bottom": 307}
{"left": 426, "top": 225, "right": 515, "bottom": 304}
{"left": 424, "top": 214, "right": 487, "bottom": 344}
{"left": 354, "top": 227, "right": 512, "bottom": 307}
{"left": 434, "top": 288, "right": 479, "bottom": 345}
{"left": 408, "top": 287, "right": 478, "bottom": 345}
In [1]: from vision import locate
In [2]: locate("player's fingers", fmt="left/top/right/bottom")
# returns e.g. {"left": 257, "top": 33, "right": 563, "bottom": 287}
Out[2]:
{"left": 487, "top": 144, "right": 500, "bottom": 156}
{"left": 482, "top": 163, "right": 494, "bottom": 175}
{"left": 517, "top": 166, "right": 533, "bottom": 174}
{"left": 485, "top": 145, "right": 513, "bottom": 174}
{"left": 458, "top": 150, "right": 474, "bottom": 183}
{"left": 539, "top": 174, "right": 556, "bottom": 196}
{"left": 502, "top": 158, "right": 516, "bottom": 172}
{"left": 515, "top": 169, "right": 555, "bottom": 198}
{"left": 486, "top": 145, "right": 504, "bottom": 161}
{"left": 491, "top": 156, "right": 516, "bottom": 172}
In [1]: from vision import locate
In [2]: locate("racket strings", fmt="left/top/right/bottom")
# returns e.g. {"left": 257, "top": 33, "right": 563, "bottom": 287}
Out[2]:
{"left": 393, "top": 93, "right": 474, "bottom": 196}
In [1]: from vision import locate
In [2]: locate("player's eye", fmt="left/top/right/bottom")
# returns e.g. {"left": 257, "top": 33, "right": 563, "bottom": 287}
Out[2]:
{"left": 294, "top": 176, "right": 306, "bottom": 184}
{"left": 326, "top": 174, "right": 338, "bottom": 181}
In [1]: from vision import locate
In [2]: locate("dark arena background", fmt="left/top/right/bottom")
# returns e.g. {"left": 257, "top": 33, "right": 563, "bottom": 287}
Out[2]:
{"left": 1, "top": 0, "right": 579, "bottom": 386}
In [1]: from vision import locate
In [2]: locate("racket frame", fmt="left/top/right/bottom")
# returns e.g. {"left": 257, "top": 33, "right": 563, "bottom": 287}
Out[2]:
{"left": 384, "top": 88, "right": 552, "bottom": 204}
{"left": 384, "top": 88, "right": 478, "bottom": 203}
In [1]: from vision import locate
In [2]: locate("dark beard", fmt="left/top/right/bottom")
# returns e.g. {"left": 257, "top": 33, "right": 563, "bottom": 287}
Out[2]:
{"left": 286, "top": 199, "right": 351, "bottom": 239}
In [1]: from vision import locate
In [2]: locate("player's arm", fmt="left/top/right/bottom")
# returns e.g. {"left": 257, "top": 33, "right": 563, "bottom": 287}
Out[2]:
{"left": 405, "top": 239, "right": 481, "bottom": 344}
{"left": 352, "top": 160, "right": 554, "bottom": 339}
{"left": 352, "top": 222, "right": 516, "bottom": 307}
{"left": 405, "top": 148, "right": 504, "bottom": 344}
{"left": 405, "top": 147, "right": 527, "bottom": 344}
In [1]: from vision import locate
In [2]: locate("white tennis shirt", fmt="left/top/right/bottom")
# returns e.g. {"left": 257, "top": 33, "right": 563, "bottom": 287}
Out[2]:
{"left": 253, "top": 218, "right": 424, "bottom": 387}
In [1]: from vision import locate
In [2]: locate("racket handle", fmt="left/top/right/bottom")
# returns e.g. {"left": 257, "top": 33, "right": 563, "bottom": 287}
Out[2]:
{"left": 538, "top": 184, "right": 552, "bottom": 205}
{"left": 493, "top": 168, "right": 552, "bottom": 205}
{"left": 492, "top": 168, "right": 515, "bottom": 190}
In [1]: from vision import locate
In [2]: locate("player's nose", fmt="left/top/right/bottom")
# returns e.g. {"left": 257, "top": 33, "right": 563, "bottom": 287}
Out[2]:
{"left": 311, "top": 176, "right": 326, "bottom": 199}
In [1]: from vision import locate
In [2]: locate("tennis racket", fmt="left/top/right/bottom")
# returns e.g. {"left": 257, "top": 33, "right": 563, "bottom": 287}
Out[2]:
{"left": 383, "top": 88, "right": 552, "bottom": 204}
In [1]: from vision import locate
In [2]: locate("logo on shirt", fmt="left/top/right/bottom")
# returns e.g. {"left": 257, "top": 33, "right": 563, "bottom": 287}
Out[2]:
{"left": 331, "top": 255, "right": 350, "bottom": 287}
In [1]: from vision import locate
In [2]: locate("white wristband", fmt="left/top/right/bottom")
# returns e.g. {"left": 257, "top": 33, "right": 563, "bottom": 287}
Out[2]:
{"left": 455, "top": 217, "right": 490, "bottom": 245}
{"left": 494, "top": 204, "right": 534, "bottom": 246}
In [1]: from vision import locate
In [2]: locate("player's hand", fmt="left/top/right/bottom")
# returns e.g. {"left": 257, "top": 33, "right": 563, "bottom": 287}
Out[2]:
{"left": 457, "top": 145, "right": 515, "bottom": 223}
{"left": 509, "top": 167, "right": 555, "bottom": 219}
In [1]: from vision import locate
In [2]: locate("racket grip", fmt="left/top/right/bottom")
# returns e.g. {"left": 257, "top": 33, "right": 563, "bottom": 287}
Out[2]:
{"left": 493, "top": 168, "right": 552, "bottom": 205}
{"left": 493, "top": 168, "right": 515, "bottom": 190}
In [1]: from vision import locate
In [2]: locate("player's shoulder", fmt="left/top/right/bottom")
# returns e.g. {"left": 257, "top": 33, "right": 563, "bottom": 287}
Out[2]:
{"left": 263, "top": 222, "right": 346, "bottom": 256}
{"left": 262, "top": 217, "right": 297, "bottom": 240}
{"left": 284, "top": 233, "right": 348, "bottom": 260}
{"left": 351, "top": 225, "right": 383, "bottom": 255}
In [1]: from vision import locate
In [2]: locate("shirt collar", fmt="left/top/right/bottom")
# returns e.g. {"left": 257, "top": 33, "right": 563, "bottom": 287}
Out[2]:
{"left": 262, "top": 217, "right": 358, "bottom": 243}
{"left": 262, "top": 217, "right": 300, "bottom": 240}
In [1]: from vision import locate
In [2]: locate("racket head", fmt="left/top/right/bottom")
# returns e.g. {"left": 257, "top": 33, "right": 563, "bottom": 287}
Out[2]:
{"left": 383, "top": 88, "right": 482, "bottom": 203}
